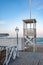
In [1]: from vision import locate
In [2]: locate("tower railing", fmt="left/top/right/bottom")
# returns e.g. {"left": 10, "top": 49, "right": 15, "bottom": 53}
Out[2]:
{"left": 24, "top": 28, "right": 36, "bottom": 36}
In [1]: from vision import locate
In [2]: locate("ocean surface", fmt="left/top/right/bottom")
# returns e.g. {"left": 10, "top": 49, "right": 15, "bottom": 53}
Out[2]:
{"left": 36, "top": 38, "right": 43, "bottom": 44}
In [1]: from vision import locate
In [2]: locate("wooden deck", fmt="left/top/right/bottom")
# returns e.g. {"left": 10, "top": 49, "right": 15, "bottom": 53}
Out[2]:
{"left": 9, "top": 52, "right": 43, "bottom": 65}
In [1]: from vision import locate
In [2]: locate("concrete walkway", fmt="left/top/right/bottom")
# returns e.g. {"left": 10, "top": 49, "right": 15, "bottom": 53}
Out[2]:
{"left": 9, "top": 52, "right": 43, "bottom": 65}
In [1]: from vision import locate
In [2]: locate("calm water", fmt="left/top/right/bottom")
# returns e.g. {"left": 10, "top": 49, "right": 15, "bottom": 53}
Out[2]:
{"left": 36, "top": 38, "right": 43, "bottom": 44}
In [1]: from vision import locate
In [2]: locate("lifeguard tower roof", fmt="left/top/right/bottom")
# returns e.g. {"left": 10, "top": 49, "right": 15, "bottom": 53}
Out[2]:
{"left": 23, "top": 19, "right": 36, "bottom": 23}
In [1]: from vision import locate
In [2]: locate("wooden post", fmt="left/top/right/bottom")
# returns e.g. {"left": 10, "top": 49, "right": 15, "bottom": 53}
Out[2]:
{"left": 23, "top": 22, "right": 25, "bottom": 50}
{"left": 33, "top": 21, "right": 36, "bottom": 52}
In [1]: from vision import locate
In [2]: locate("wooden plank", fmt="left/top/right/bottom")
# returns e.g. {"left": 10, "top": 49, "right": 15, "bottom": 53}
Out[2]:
{"left": 0, "top": 50, "right": 6, "bottom": 65}
{"left": 1, "top": 50, "right": 6, "bottom": 58}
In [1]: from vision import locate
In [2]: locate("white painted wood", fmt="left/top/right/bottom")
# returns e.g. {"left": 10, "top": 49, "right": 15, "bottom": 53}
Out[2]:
{"left": 0, "top": 37, "right": 18, "bottom": 65}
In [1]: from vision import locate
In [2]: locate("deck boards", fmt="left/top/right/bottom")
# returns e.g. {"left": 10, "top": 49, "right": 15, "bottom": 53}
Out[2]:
{"left": 9, "top": 52, "right": 43, "bottom": 65}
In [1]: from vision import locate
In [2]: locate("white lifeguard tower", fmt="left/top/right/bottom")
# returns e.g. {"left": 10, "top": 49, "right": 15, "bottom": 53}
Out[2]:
{"left": 23, "top": 19, "right": 37, "bottom": 52}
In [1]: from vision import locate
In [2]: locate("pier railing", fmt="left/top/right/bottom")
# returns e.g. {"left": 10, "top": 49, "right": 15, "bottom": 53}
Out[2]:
{"left": 0, "top": 37, "right": 17, "bottom": 51}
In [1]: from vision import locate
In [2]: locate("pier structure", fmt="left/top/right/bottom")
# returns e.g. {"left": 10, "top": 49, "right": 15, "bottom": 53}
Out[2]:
{"left": 23, "top": 19, "right": 37, "bottom": 52}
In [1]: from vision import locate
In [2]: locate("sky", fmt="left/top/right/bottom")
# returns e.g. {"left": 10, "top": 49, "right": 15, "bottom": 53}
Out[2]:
{"left": 0, "top": 0, "right": 43, "bottom": 37}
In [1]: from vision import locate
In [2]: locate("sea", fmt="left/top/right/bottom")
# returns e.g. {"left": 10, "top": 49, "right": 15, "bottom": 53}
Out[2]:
{"left": 36, "top": 38, "right": 43, "bottom": 44}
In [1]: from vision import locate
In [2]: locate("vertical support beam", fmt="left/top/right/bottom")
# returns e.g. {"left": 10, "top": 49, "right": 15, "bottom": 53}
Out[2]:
{"left": 25, "top": 23, "right": 27, "bottom": 36}
{"left": 33, "top": 20, "right": 36, "bottom": 52}
{"left": 33, "top": 22, "right": 36, "bottom": 43}
{"left": 16, "top": 32, "right": 19, "bottom": 57}
{"left": 34, "top": 23, "right": 37, "bottom": 51}
{"left": 23, "top": 22, "right": 24, "bottom": 37}
{"left": 23, "top": 22, "right": 25, "bottom": 50}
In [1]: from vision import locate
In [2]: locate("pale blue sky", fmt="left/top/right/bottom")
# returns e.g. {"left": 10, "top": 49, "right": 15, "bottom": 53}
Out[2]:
{"left": 0, "top": 0, "right": 43, "bottom": 37}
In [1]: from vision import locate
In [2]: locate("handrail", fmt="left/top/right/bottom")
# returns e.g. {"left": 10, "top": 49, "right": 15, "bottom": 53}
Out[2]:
{"left": 24, "top": 28, "right": 36, "bottom": 36}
